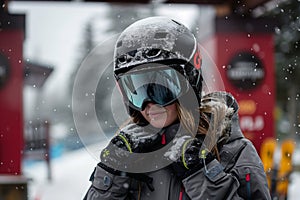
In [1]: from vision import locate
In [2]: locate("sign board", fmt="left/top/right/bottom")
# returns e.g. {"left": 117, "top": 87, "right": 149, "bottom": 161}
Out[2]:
{"left": 203, "top": 16, "right": 275, "bottom": 151}
{"left": 0, "top": 13, "right": 25, "bottom": 175}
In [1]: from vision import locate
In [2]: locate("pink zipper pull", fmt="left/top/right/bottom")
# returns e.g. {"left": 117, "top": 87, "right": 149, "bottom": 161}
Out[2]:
{"left": 161, "top": 133, "right": 166, "bottom": 145}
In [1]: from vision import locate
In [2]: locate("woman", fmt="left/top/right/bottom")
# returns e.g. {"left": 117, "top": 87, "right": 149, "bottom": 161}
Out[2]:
{"left": 84, "top": 16, "right": 271, "bottom": 200}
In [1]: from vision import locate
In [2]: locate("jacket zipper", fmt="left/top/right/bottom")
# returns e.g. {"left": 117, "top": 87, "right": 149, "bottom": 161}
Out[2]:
{"left": 161, "top": 133, "right": 166, "bottom": 145}
{"left": 245, "top": 172, "right": 251, "bottom": 200}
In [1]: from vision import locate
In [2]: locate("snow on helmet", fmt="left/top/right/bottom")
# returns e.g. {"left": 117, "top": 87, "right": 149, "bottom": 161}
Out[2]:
{"left": 113, "top": 16, "right": 203, "bottom": 115}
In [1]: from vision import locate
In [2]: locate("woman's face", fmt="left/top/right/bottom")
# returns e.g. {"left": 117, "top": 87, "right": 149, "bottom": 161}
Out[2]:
{"left": 140, "top": 102, "right": 178, "bottom": 128}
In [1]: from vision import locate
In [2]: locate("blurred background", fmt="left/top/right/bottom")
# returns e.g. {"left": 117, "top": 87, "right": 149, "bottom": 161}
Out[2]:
{"left": 0, "top": 0, "right": 299, "bottom": 199}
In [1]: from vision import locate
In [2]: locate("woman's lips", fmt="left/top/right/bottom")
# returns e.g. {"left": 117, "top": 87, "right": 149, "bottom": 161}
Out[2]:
{"left": 148, "top": 110, "right": 166, "bottom": 119}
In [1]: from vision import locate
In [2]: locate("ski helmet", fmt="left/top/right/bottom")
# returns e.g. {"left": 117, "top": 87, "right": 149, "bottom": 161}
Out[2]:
{"left": 113, "top": 16, "right": 203, "bottom": 115}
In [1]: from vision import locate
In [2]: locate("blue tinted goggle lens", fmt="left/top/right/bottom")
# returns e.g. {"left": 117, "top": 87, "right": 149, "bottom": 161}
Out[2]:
{"left": 118, "top": 68, "right": 187, "bottom": 110}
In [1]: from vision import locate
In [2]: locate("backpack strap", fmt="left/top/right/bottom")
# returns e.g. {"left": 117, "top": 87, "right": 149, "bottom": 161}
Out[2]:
{"left": 98, "top": 162, "right": 155, "bottom": 191}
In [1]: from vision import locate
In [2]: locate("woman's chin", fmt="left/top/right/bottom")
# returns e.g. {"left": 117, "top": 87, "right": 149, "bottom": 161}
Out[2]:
{"left": 149, "top": 118, "right": 169, "bottom": 128}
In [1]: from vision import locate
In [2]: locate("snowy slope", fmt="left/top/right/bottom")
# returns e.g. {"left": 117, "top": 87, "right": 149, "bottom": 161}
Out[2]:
{"left": 23, "top": 142, "right": 106, "bottom": 200}
{"left": 23, "top": 141, "right": 300, "bottom": 200}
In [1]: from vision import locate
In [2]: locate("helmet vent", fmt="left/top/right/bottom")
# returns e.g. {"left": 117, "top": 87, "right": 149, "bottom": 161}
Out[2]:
{"left": 117, "top": 55, "right": 127, "bottom": 65}
{"left": 117, "top": 41, "right": 122, "bottom": 47}
{"left": 154, "top": 32, "right": 168, "bottom": 39}
{"left": 145, "top": 49, "right": 162, "bottom": 59}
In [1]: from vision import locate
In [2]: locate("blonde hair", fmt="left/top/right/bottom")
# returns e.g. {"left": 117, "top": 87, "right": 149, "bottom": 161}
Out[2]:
{"left": 176, "top": 98, "right": 231, "bottom": 161}
{"left": 176, "top": 102, "right": 209, "bottom": 136}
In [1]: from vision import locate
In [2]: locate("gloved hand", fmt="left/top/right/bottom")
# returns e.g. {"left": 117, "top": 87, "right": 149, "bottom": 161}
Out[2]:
{"left": 100, "top": 123, "right": 162, "bottom": 169}
{"left": 114, "top": 123, "right": 163, "bottom": 153}
{"left": 99, "top": 124, "right": 163, "bottom": 191}
{"left": 164, "top": 134, "right": 215, "bottom": 179}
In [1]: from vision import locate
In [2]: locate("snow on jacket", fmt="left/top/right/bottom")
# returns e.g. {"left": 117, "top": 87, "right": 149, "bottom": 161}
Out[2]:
{"left": 84, "top": 92, "right": 271, "bottom": 200}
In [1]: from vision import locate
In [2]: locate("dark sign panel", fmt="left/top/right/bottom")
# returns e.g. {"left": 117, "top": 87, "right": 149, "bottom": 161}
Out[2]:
{"left": 227, "top": 51, "right": 265, "bottom": 91}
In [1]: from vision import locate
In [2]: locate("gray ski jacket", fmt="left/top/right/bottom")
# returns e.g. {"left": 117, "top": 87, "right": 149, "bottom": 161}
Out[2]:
{"left": 84, "top": 92, "right": 271, "bottom": 200}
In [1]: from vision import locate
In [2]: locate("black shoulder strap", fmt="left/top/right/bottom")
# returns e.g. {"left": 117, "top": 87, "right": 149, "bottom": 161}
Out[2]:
{"left": 98, "top": 162, "right": 155, "bottom": 191}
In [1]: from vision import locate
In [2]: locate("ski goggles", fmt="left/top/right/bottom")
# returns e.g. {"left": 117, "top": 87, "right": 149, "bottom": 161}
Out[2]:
{"left": 117, "top": 66, "right": 189, "bottom": 111}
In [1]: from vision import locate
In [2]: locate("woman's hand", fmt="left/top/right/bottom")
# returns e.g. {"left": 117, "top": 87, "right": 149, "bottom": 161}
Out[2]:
{"left": 100, "top": 124, "right": 162, "bottom": 169}
{"left": 164, "top": 134, "right": 215, "bottom": 179}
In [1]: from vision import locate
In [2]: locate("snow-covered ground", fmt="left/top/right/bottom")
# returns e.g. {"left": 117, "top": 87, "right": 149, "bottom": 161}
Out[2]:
{"left": 23, "top": 141, "right": 107, "bottom": 200}
{"left": 23, "top": 141, "right": 300, "bottom": 200}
